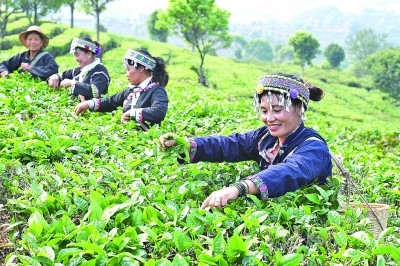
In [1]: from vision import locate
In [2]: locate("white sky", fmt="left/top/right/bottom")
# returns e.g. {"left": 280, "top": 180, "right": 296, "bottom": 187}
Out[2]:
{"left": 104, "top": 0, "right": 400, "bottom": 23}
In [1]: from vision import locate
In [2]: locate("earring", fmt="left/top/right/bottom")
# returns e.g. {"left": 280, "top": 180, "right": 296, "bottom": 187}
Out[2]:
{"left": 300, "top": 104, "right": 306, "bottom": 121}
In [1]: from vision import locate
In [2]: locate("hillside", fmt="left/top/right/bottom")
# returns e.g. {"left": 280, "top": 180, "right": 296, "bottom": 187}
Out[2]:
{"left": 1, "top": 19, "right": 400, "bottom": 264}
{"left": 52, "top": 3, "right": 400, "bottom": 63}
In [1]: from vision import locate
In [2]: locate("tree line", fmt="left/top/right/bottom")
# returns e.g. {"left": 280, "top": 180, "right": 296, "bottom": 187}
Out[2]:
{"left": 1, "top": 0, "right": 399, "bottom": 100}
{"left": 0, "top": 0, "right": 113, "bottom": 42}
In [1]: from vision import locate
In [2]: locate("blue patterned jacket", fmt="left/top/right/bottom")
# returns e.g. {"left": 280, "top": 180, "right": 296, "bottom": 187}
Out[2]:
{"left": 190, "top": 123, "right": 332, "bottom": 199}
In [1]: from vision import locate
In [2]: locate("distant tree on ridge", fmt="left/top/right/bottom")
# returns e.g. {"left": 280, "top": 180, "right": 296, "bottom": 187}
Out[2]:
{"left": 289, "top": 31, "right": 320, "bottom": 74}
{"left": 324, "top": 43, "right": 345, "bottom": 68}
{"left": 147, "top": 10, "right": 169, "bottom": 43}
{"left": 0, "top": 0, "right": 24, "bottom": 39}
{"left": 157, "top": 0, "right": 231, "bottom": 86}
{"left": 80, "top": 0, "right": 115, "bottom": 42}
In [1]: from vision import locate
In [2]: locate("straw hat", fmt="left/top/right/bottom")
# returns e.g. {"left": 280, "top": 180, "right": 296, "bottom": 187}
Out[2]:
{"left": 19, "top": 25, "right": 49, "bottom": 48}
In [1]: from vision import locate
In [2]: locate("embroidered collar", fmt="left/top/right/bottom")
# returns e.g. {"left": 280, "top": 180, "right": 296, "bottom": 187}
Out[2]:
{"left": 77, "top": 58, "right": 101, "bottom": 81}
{"left": 130, "top": 77, "right": 157, "bottom": 93}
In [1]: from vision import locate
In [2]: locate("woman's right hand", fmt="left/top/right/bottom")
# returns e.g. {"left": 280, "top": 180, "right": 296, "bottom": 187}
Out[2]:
{"left": 0, "top": 71, "right": 9, "bottom": 77}
{"left": 48, "top": 74, "right": 59, "bottom": 88}
{"left": 159, "top": 133, "right": 177, "bottom": 148}
{"left": 74, "top": 101, "right": 90, "bottom": 115}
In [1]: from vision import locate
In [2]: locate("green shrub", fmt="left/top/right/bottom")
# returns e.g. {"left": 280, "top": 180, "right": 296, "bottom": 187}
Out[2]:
{"left": 0, "top": 39, "right": 13, "bottom": 50}
{"left": 347, "top": 81, "right": 362, "bottom": 88}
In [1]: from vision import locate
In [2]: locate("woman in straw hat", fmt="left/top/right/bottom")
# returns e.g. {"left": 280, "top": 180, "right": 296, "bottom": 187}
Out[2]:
{"left": 159, "top": 73, "right": 332, "bottom": 209}
{"left": 0, "top": 25, "right": 58, "bottom": 81}
{"left": 48, "top": 37, "right": 110, "bottom": 101}
{"left": 74, "top": 48, "right": 169, "bottom": 130}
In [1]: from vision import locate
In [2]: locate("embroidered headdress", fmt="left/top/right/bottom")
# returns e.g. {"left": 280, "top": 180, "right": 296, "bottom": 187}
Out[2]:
{"left": 254, "top": 73, "right": 310, "bottom": 113}
{"left": 70, "top": 38, "right": 101, "bottom": 55}
{"left": 124, "top": 49, "right": 156, "bottom": 71}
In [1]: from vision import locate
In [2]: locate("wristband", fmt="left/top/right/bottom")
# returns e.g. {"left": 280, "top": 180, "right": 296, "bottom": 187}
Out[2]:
{"left": 242, "top": 181, "right": 250, "bottom": 194}
{"left": 232, "top": 182, "right": 246, "bottom": 197}
{"left": 87, "top": 100, "right": 95, "bottom": 109}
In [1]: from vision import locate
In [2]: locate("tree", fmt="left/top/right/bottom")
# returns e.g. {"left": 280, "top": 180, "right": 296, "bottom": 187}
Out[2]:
{"left": 80, "top": 0, "right": 115, "bottom": 42}
{"left": 147, "top": 10, "right": 168, "bottom": 42}
{"left": 62, "top": 0, "right": 79, "bottom": 28}
{"left": 345, "top": 28, "right": 389, "bottom": 62}
{"left": 274, "top": 44, "right": 294, "bottom": 63}
{"left": 0, "top": 0, "right": 24, "bottom": 39}
{"left": 244, "top": 39, "right": 273, "bottom": 62}
{"left": 231, "top": 35, "right": 247, "bottom": 60}
{"left": 324, "top": 43, "right": 345, "bottom": 68}
{"left": 366, "top": 48, "right": 400, "bottom": 100}
{"left": 20, "top": 0, "right": 60, "bottom": 25}
{"left": 157, "top": 0, "right": 231, "bottom": 86}
{"left": 289, "top": 31, "right": 320, "bottom": 73}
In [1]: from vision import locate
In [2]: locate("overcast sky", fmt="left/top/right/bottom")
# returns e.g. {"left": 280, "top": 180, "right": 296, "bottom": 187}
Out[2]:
{"left": 103, "top": 0, "right": 400, "bottom": 23}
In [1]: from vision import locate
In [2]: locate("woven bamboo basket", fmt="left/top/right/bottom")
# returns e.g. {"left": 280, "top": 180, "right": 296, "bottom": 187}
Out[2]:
{"left": 340, "top": 202, "right": 390, "bottom": 239}
{"left": 330, "top": 152, "right": 390, "bottom": 239}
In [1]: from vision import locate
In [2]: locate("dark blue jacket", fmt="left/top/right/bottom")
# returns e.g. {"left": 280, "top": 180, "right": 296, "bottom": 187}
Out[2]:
{"left": 93, "top": 82, "right": 168, "bottom": 127}
{"left": 60, "top": 63, "right": 110, "bottom": 99}
{"left": 191, "top": 123, "right": 332, "bottom": 199}
{"left": 0, "top": 49, "right": 58, "bottom": 81}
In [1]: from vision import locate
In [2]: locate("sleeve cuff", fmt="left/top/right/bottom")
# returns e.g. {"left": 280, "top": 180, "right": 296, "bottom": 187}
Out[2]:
{"left": 129, "top": 108, "right": 143, "bottom": 122}
{"left": 70, "top": 80, "right": 77, "bottom": 94}
{"left": 88, "top": 100, "right": 95, "bottom": 109}
{"left": 247, "top": 175, "right": 268, "bottom": 200}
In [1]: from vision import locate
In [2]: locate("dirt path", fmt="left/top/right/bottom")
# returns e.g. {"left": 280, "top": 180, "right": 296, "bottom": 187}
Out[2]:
{"left": 0, "top": 210, "right": 13, "bottom": 265}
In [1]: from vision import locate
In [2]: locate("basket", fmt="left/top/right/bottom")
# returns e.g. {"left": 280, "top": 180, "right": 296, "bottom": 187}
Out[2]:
{"left": 331, "top": 152, "right": 391, "bottom": 239}
{"left": 340, "top": 202, "right": 390, "bottom": 239}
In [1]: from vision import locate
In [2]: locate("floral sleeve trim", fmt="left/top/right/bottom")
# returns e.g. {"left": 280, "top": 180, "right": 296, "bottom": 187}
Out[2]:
{"left": 133, "top": 108, "right": 143, "bottom": 122}
{"left": 93, "top": 98, "right": 101, "bottom": 111}
{"left": 189, "top": 141, "right": 197, "bottom": 162}
{"left": 247, "top": 175, "right": 268, "bottom": 200}
{"left": 91, "top": 84, "right": 100, "bottom": 98}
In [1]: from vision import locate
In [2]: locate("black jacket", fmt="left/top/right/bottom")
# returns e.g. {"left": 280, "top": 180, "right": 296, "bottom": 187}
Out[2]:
{"left": 0, "top": 49, "right": 58, "bottom": 81}
{"left": 95, "top": 83, "right": 168, "bottom": 127}
{"left": 60, "top": 63, "right": 110, "bottom": 99}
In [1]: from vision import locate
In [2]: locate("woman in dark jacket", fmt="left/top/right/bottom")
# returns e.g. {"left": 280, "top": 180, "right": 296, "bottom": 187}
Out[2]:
{"left": 0, "top": 25, "right": 58, "bottom": 81}
{"left": 74, "top": 49, "right": 169, "bottom": 130}
{"left": 48, "top": 37, "right": 110, "bottom": 101}
{"left": 159, "top": 73, "right": 332, "bottom": 209}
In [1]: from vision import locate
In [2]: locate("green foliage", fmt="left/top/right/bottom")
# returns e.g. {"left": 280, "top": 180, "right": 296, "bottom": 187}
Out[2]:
{"left": 274, "top": 44, "right": 294, "bottom": 63}
{"left": 0, "top": 38, "right": 15, "bottom": 50}
{"left": 157, "top": 0, "right": 231, "bottom": 86}
{"left": 45, "top": 27, "right": 85, "bottom": 57}
{"left": 231, "top": 34, "right": 247, "bottom": 59}
{"left": 38, "top": 22, "right": 68, "bottom": 38}
{"left": 19, "top": 0, "right": 61, "bottom": 25}
{"left": 244, "top": 39, "right": 273, "bottom": 62}
{"left": 147, "top": 10, "right": 169, "bottom": 43}
{"left": 79, "top": 0, "right": 115, "bottom": 42}
{"left": 0, "top": 3, "right": 24, "bottom": 38}
{"left": 366, "top": 48, "right": 400, "bottom": 100}
{"left": 324, "top": 43, "right": 345, "bottom": 68}
{"left": 345, "top": 28, "right": 390, "bottom": 62}
{"left": 289, "top": 31, "right": 320, "bottom": 72}
{"left": 0, "top": 18, "right": 400, "bottom": 265}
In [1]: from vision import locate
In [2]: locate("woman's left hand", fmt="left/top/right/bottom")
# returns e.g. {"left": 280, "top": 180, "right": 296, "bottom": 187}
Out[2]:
{"left": 20, "top": 63, "right": 32, "bottom": 72}
{"left": 60, "top": 79, "right": 74, "bottom": 88}
{"left": 201, "top": 186, "right": 240, "bottom": 210}
{"left": 120, "top": 110, "right": 131, "bottom": 124}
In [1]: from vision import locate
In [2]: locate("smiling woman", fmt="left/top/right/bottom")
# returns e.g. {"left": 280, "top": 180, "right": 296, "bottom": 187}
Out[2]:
{"left": 74, "top": 48, "right": 169, "bottom": 130}
{"left": 47, "top": 37, "right": 111, "bottom": 102}
{"left": 159, "top": 72, "right": 332, "bottom": 209}
{"left": 0, "top": 25, "right": 58, "bottom": 81}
